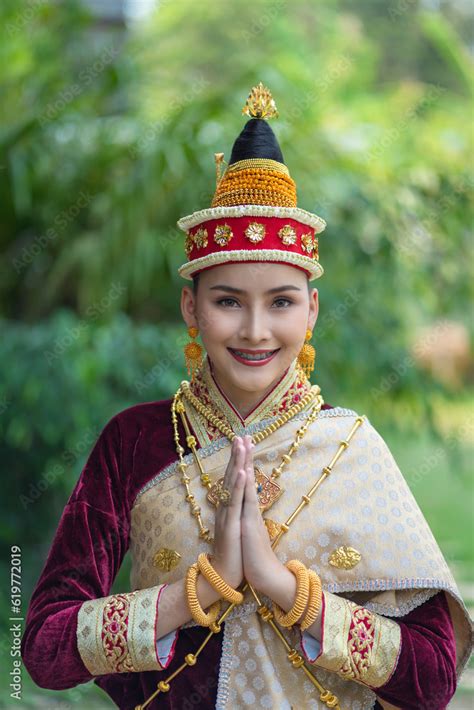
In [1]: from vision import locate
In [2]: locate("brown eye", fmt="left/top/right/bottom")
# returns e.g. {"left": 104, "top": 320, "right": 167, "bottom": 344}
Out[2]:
{"left": 273, "top": 298, "right": 292, "bottom": 308}
{"left": 217, "top": 298, "right": 239, "bottom": 307}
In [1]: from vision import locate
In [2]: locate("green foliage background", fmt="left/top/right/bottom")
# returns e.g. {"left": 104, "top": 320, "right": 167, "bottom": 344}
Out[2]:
{"left": 0, "top": 0, "right": 473, "bottom": 706}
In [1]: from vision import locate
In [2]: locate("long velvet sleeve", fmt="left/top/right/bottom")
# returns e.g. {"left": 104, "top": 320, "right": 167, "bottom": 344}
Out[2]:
{"left": 374, "top": 591, "right": 457, "bottom": 710}
{"left": 301, "top": 590, "right": 457, "bottom": 710}
{"left": 21, "top": 414, "right": 175, "bottom": 690}
{"left": 21, "top": 415, "right": 128, "bottom": 688}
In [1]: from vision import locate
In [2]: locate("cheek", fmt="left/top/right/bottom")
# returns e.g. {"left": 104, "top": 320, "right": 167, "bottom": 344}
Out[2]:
{"left": 275, "top": 309, "right": 307, "bottom": 343}
{"left": 198, "top": 305, "right": 234, "bottom": 345}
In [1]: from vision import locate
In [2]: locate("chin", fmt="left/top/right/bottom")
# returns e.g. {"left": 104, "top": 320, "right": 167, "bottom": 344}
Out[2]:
{"left": 227, "top": 355, "right": 287, "bottom": 386}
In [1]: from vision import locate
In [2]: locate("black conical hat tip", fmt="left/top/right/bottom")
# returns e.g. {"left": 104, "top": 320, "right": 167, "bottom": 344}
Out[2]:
{"left": 229, "top": 118, "right": 285, "bottom": 165}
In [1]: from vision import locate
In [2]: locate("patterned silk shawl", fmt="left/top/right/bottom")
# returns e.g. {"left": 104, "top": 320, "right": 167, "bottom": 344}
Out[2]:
{"left": 129, "top": 401, "right": 472, "bottom": 710}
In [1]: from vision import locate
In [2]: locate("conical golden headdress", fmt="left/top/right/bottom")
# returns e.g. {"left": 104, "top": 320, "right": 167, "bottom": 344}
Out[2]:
{"left": 177, "top": 82, "right": 326, "bottom": 280}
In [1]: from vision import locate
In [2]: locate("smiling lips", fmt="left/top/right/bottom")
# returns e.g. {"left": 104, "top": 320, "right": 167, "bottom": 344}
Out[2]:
{"left": 227, "top": 347, "right": 280, "bottom": 366}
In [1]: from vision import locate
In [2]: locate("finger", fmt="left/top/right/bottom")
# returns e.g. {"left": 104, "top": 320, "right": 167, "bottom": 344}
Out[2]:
{"left": 221, "top": 439, "right": 245, "bottom": 515}
{"left": 243, "top": 465, "right": 260, "bottom": 520}
{"left": 223, "top": 437, "right": 240, "bottom": 489}
{"left": 243, "top": 435, "right": 254, "bottom": 474}
{"left": 227, "top": 468, "right": 246, "bottom": 516}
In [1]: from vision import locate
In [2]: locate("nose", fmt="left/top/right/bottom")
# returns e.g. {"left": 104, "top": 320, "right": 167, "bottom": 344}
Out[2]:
{"left": 237, "top": 305, "right": 272, "bottom": 344}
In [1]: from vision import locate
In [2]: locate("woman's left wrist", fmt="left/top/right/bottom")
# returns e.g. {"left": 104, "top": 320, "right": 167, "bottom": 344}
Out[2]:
{"left": 257, "top": 559, "right": 297, "bottom": 609}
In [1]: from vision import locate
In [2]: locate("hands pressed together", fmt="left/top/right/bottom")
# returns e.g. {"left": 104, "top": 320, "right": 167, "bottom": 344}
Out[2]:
{"left": 212, "top": 435, "right": 289, "bottom": 601}
{"left": 156, "top": 434, "right": 322, "bottom": 642}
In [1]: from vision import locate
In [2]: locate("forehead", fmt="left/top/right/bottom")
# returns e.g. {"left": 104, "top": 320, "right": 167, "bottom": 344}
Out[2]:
{"left": 198, "top": 262, "right": 309, "bottom": 290}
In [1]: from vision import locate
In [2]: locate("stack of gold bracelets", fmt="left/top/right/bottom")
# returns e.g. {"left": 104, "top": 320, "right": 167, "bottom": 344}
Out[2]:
{"left": 185, "top": 553, "right": 244, "bottom": 632}
{"left": 186, "top": 553, "right": 322, "bottom": 633}
{"left": 273, "top": 560, "right": 323, "bottom": 631}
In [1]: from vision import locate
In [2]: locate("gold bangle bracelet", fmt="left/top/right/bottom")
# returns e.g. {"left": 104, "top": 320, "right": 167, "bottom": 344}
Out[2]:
{"left": 197, "top": 553, "right": 244, "bottom": 605}
{"left": 300, "top": 570, "right": 323, "bottom": 631}
{"left": 272, "top": 560, "right": 310, "bottom": 628}
{"left": 185, "top": 563, "right": 221, "bottom": 627}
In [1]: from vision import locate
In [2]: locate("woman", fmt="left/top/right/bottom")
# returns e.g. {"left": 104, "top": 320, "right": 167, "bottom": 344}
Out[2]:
{"left": 22, "top": 84, "right": 472, "bottom": 710}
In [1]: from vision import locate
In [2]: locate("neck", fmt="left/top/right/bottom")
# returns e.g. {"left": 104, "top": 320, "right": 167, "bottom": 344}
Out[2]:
{"left": 214, "top": 376, "right": 280, "bottom": 420}
{"left": 209, "top": 358, "right": 288, "bottom": 420}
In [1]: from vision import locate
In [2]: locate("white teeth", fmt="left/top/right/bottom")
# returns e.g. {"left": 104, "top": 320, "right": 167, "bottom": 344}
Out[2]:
{"left": 232, "top": 349, "right": 276, "bottom": 361}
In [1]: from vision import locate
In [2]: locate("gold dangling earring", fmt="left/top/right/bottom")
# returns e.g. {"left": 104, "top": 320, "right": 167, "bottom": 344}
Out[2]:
{"left": 184, "top": 326, "right": 203, "bottom": 381}
{"left": 297, "top": 328, "right": 316, "bottom": 380}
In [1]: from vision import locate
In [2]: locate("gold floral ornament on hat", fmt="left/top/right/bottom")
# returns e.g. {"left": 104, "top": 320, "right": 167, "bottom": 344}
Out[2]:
{"left": 279, "top": 224, "right": 297, "bottom": 245}
{"left": 242, "top": 81, "right": 279, "bottom": 119}
{"left": 193, "top": 227, "right": 208, "bottom": 249}
{"left": 214, "top": 224, "right": 233, "bottom": 246}
{"left": 244, "top": 221, "right": 266, "bottom": 243}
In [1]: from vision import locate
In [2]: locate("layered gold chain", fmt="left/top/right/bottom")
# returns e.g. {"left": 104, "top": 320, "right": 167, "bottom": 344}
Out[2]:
{"left": 180, "top": 379, "right": 320, "bottom": 444}
{"left": 136, "top": 391, "right": 365, "bottom": 710}
{"left": 172, "top": 382, "right": 323, "bottom": 542}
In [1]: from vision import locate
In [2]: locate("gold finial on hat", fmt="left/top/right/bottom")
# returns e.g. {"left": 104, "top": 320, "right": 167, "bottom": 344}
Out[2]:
{"left": 242, "top": 81, "right": 279, "bottom": 120}
{"left": 214, "top": 152, "right": 226, "bottom": 186}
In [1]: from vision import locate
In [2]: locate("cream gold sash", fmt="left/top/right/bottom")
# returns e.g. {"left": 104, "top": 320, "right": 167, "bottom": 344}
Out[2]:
{"left": 130, "top": 408, "right": 472, "bottom": 709}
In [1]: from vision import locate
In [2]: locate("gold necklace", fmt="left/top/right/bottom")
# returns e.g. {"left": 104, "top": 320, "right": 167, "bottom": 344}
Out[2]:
{"left": 140, "top": 397, "right": 363, "bottom": 710}
{"left": 180, "top": 379, "right": 321, "bottom": 445}
{"left": 171, "top": 385, "right": 324, "bottom": 543}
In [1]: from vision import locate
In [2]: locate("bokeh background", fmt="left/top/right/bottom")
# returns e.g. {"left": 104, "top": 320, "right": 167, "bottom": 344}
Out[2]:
{"left": 1, "top": 0, "right": 473, "bottom": 706}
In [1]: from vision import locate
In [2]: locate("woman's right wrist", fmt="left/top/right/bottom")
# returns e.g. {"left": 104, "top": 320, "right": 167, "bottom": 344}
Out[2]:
{"left": 196, "top": 570, "right": 222, "bottom": 608}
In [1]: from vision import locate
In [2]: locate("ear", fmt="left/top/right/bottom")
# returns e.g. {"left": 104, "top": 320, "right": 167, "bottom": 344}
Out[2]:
{"left": 180, "top": 286, "right": 198, "bottom": 329}
{"left": 308, "top": 288, "right": 319, "bottom": 331}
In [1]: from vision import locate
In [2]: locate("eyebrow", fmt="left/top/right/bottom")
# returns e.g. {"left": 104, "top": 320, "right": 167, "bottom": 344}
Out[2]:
{"left": 209, "top": 284, "right": 302, "bottom": 295}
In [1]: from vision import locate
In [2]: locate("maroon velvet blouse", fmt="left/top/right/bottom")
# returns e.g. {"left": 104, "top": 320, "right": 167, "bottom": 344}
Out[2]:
{"left": 21, "top": 399, "right": 458, "bottom": 709}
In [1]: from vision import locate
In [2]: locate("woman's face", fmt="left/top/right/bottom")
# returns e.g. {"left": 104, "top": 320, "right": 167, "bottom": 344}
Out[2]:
{"left": 181, "top": 262, "right": 318, "bottom": 405}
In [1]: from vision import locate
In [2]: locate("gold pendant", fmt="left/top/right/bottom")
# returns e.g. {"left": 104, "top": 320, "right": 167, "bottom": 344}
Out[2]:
{"left": 207, "top": 466, "right": 282, "bottom": 511}
{"left": 254, "top": 466, "right": 282, "bottom": 512}
{"left": 264, "top": 518, "right": 284, "bottom": 541}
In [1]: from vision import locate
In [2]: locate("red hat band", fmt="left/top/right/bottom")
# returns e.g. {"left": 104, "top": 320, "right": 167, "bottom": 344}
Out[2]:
{"left": 179, "top": 215, "right": 321, "bottom": 280}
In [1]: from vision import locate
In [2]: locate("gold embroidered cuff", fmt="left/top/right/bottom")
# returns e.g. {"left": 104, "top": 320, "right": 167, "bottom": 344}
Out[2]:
{"left": 310, "top": 591, "right": 402, "bottom": 688}
{"left": 77, "top": 585, "right": 166, "bottom": 675}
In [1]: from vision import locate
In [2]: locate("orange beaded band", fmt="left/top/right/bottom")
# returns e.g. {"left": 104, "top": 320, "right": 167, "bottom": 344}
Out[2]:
{"left": 197, "top": 553, "right": 244, "bottom": 605}
{"left": 185, "top": 563, "right": 221, "bottom": 627}
{"left": 300, "top": 569, "right": 323, "bottom": 631}
{"left": 272, "top": 560, "right": 310, "bottom": 627}
{"left": 212, "top": 193, "right": 296, "bottom": 208}
{"left": 212, "top": 166, "right": 297, "bottom": 208}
